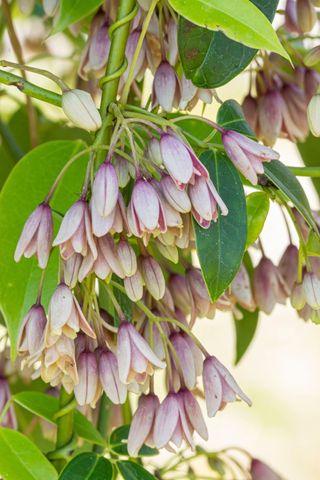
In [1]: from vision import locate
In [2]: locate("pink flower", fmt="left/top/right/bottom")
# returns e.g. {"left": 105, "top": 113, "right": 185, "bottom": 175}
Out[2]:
{"left": 47, "top": 283, "right": 96, "bottom": 342}
{"left": 254, "top": 257, "right": 289, "bottom": 314}
{"left": 278, "top": 244, "right": 298, "bottom": 292}
{"left": 141, "top": 256, "right": 165, "bottom": 300}
{"left": 153, "top": 389, "right": 208, "bottom": 450}
{"left": 250, "top": 458, "right": 282, "bottom": 480}
{"left": 92, "top": 161, "right": 119, "bottom": 217}
{"left": 17, "top": 304, "right": 47, "bottom": 365}
{"left": 74, "top": 351, "right": 100, "bottom": 407}
{"left": 231, "top": 263, "right": 256, "bottom": 311}
{"left": 203, "top": 356, "right": 252, "bottom": 417}
{"left": 0, "top": 378, "right": 17, "bottom": 429}
{"left": 99, "top": 350, "right": 127, "bottom": 404}
{"left": 160, "top": 133, "right": 208, "bottom": 189}
{"left": 160, "top": 175, "right": 191, "bottom": 213}
{"left": 189, "top": 176, "right": 228, "bottom": 227}
{"left": 170, "top": 332, "right": 197, "bottom": 390}
{"left": 53, "top": 200, "right": 97, "bottom": 260}
{"left": 222, "top": 130, "right": 279, "bottom": 185}
{"left": 14, "top": 202, "right": 53, "bottom": 268}
{"left": 124, "top": 269, "right": 144, "bottom": 302}
{"left": 127, "top": 393, "right": 160, "bottom": 456}
{"left": 153, "top": 61, "right": 180, "bottom": 112}
{"left": 117, "top": 322, "right": 165, "bottom": 384}
{"left": 129, "top": 178, "right": 166, "bottom": 236}
{"left": 302, "top": 272, "right": 320, "bottom": 309}
{"left": 117, "top": 239, "right": 137, "bottom": 277}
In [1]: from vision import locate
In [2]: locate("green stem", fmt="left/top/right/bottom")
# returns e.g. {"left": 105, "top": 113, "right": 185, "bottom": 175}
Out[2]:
{"left": 93, "top": 394, "right": 112, "bottom": 453}
{"left": 0, "top": 68, "right": 62, "bottom": 106}
{"left": 97, "top": 0, "right": 137, "bottom": 163}
{"left": 289, "top": 166, "right": 320, "bottom": 177}
{"left": 54, "top": 388, "right": 75, "bottom": 472}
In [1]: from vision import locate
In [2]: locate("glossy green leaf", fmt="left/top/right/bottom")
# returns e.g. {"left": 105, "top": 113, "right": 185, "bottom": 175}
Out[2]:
{"left": 0, "top": 428, "right": 58, "bottom": 480}
{"left": 110, "top": 425, "right": 158, "bottom": 456}
{"left": 13, "top": 391, "right": 106, "bottom": 447}
{"left": 52, "top": 0, "right": 104, "bottom": 34}
{"left": 217, "top": 99, "right": 254, "bottom": 136}
{"left": 194, "top": 150, "right": 247, "bottom": 301}
{"left": 59, "top": 453, "right": 113, "bottom": 480}
{"left": 307, "top": 231, "right": 320, "bottom": 257}
{"left": 246, "top": 192, "right": 270, "bottom": 247}
{"left": 298, "top": 134, "right": 320, "bottom": 196}
{"left": 171, "top": 0, "right": 288, "bottom": 59}
{"left": 0, "top": 140, "right": 88, "bottom": 357}
{"left": 178, "top": 0, "right": 279, "bottom": 88}
{"left": 117, "top": 461, "right": 156, "bottom": 480}
{"left": 264, "top": 160, "right": 318, "bottom": 234}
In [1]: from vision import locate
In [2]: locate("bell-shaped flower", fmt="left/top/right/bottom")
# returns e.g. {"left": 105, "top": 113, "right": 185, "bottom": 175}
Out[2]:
{"left": 74, "top": 351, "right": 101, "bottom": 407}
{"left": 222, "top": 130, "right": 280, "bottom": 185}
{"left": 189, "top": 176, "right": 228, "bottom": 227}
{"left": 17, "top": 304, "right": 47, "bottom": 365}
{"left": 64, "top": 254, "right": 82, "bottom": 288}
{"left": 129, "top": 178, "right": 166, "bottom": 236}
{"left": 62, "top": 89, "right": 102, "bottom": 131}
{"left": 153, "top": 61, "right": 180, "bottom": 112}
{"left": 160, "top": 133, "right": 209, "bottom": 189}
{"left": 160, "top": 175, "right": 191, "bottom": 213}
{"left": 117, "top": 322, "right": 165, "bottom": 384}
{"left": 124, "top": 269, "right": 144, "bottom": 302}
{"left": 253, "top": 257, "right": 289, "bottom": 314}
{"left": 278, "top": 244, "right": 298, "bottom": 292}
{"left": 14, "top": 202, "right": 53, "bottom": 268}
{"left": 153, "top": 389, "right": 208, "bottom": 450}
{"left": 170, "top": 332, "right": 197, "bottom": 390}
{"left": 53, "top": 200, "right": 97, "bottom": 260}
{"left": 302, "top": 272, "right": 320, "bottom": 309}
{"left": 231, "top": 263, "right": 256, "bottom": 311}
{"left": 99, "top": 349, "right": 127, "bottom": 404}
{"left": 250, "top": 458, "right": 282, "bottom": 480}
{"left": 127, "top": 393, "right": 160, "bottom": 456}
{"left": 117, "top": 239, "right": 137, "bottom": 277}
{"left": 169, "top": 274, "right": 193, "bottom": 316}
{"left": 92, "top": 161, "right": 119, "bottom": 218}
{"left": 203, "top": 356, "right": 252, "bottom": 417}
{"left": 47, "top": 283, "right": 96, "bottom": 342}
{"left": 291, "top": 281, "right": 306, "bottom": 309}
{"left": 141, "top": 256, "right": 165, "bottom": 300}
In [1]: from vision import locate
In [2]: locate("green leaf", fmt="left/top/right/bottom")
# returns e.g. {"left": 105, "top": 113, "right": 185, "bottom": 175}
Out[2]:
{"left": 59, "top": 453, "right": 113, "bottom": 480}
{"left": 171, "top": 0, "right": 288, "bottom": 59}
{"left": 52, "top": 0, "right": 104, "bottom": 34}
{"left": 246, "top": 192, "right": 270, "bottom": 247}
{"left": 13, "top": 392, "right": 106, "bottom": 447}
{"left": 0, "top": 428, "right": 58, "bottom": 480}
{"left": 178, "top": 0, "right": 279, "bottom": 88}
{"left": 297, "top": 134, "right": 320, "bottom": 196}
{"left": 263, "top": 160, "right": 318, "bottom": 234}
{"left": 194, "top": 150, "right": 247, "bottom": 301}
{"left": 117, "top": 461, "right": 156, "bottom": 480}
{"left": 307, "top": 231, "right": 320, "bottom": 257}
{"left": 0, "top": 140, "right": 88, "bottom": 357}
{"left": 217, "top": 99, "right": 254, "bottom": 136}
{"left": 109, "top": 425, "right": 158, "bottom": 457}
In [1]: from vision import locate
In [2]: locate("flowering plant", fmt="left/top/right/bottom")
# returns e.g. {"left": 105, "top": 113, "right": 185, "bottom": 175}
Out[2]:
{"left": 0, "top": 0, "right": 320, "bottom": 478}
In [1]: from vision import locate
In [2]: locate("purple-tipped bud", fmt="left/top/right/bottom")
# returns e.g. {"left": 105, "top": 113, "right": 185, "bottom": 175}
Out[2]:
{"left": 17, "top": 304, "right": 46, "bottom": 363}
{"left": 117, "top": 322, "right": 165, "bottom": 384}
{"left": 160, "top": 134, "right": 208, "bottom": 189}
{"left": 87, "top": 23, "right": 110, "bottom": 72}
{"left": 53, "top": 200, "right": 97, "bottom": 260}
{"left": 47, "top": 283, "right": 96, "bottom": 341}
{"left": 291, "top": 282, "right": 306, "bottom": 309}
{"left": 303, "top": 272, "right": 320, "bottom": 309}
{"left": 117, "top": 240, "right": 137, "bottom": 277}
{"left": 231, "top": 264, "right": 256, "bottom": 311}
{"left": 170, "top": 332, "right": 197, "bottom": 390}
{"left": 242, "top": 94, "right": 258, "bottom": 132}
{"left": 222, "top": 130, "right": 280, "bottom": 185}
{"left": 127, "top": 393, "right": 159, "bottom": 456}
{"left": 98, "top": 235, "right": 125, "bottom": 278}
{"left": 153, "top": 61, "right": 180, "bottom": 112}
{"left": 203, "top": 356, "right": 252, "bottom": 418}
{"left": 74, "top": 351, "right": 100, "bottom": 407}
{"left": 253, "top": 257, "right": 289, "bottom": 314}
{"left": 186, "top": 268, "right": 212, "bottom": 318}
{"left": 62, "top": 89, "right": 102, "bottom": 131}
{"left": 64, "top": 254, "right": 82, "bottom": 288}
{"left": 123, "top": 30, "right": 146, "bottom": 84}
{"left": 161, "top": 175, "right": 191, "bottom": 213}
{"left": 189, "top": 176, "right": 228, "bottom": 227}
{"left": 15, "top": 202, "right": 53, "bottom": 269}
{"left": 169, "top": 275, "right": 193, "bottom": 316}
{"left": 141, "top": 256, "right": 165, "bottom": 300}
{"left": 308, "top": 94, "right": 320, "bottom": 137}
{"left": 278, "top": 244, "right": 298, "bottom": 291}
{"left": 297, "top": 0, "right": 317, "bottom": 33}
{"left": 258, "top": 90, "right": 283, "bottom": 146}
{"left": 130, "top": 179, "right": 166, "bottom": 236}
{"left": 99, "top": 350, "right": 127, "bottom": 404}
{"left": 124, "top": 269, "right": 144, "bottom": 302}
{"left": 250, "top": 458, "right": 282, "bottom": 480}
{"left": 92, "top": 162, "right": 119, "bottom": 217}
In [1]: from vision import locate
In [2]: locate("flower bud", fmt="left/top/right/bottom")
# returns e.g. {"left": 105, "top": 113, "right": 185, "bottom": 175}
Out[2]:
{"left": 308, "top": 94, "right": 320, "bottom": 137}
{"left": 141, "top": 257, "right": 165, "bottom": 300}
{"left": 43, "top": 0, "right": 59, "bottom": 17}
{"left": 250, "top": 458, "right": 282, "bottom": 480}
{"left": 99, "top": 350, "right": 127, "bottom": 404}
{"left": 297, "top": 0, "right": 317, "bottom": 33}
{"left": 17, "top": 304, "right": 47, "bottom": 363}
{"left": 92, "top": 161, "right": 119, "bottom": 217}
{"left": 124, "top": 269, "right": 144, "bottom": 302}
{"left": 258, "top": 90, "right": 283, "bottom": 146}
{"left": 117, "top": 240, "right": 137, "bottom": 277}
{"left": 303, "top": 272, "right": 320, "bottom": 309}
{"left": 291, "top": 282, "right": 306, "bottom": 309}
{"left": 304, "top": 45, "right": 320, "bottom": 67}
{"left": 157, "top": 242, "right": 179, "bottom": 264}
{"left": 153, "top": 61, "right": 180, "bottom": 112}
{"left": 62, "top": 89, "right": 102, "bottom": 131}
{"left": 231, "top": 264, "right": 256, "bottom": 311}
{"left": 278, "top": 244, "right": 298, "bottom": 291}
{"left": 19, "top": 0, "right": 35, "bottom": 15}
{"left": 148, "top": 137, "right": 163, "bottom": 166}
{"left": 74, "top": 351, "right": 100, "bottom": 407}
{"left": 114, "top": 156, "right": 133, "bottom": 188}
{"left": 242, "top": 94, "right": 258, "bottom": 132}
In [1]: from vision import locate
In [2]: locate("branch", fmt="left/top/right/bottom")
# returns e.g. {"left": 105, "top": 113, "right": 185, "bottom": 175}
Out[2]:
{"left": 0, "top": 69, "right": 62, "bottom": 106}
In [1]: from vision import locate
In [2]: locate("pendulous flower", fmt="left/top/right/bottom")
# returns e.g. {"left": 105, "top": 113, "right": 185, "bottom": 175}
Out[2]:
{"left": 141, "top": 256, "right": 165, "bottom": 300}
{"left": 74, "top": 351, "right": 101, "bottom": 407}
{"left": 127, "top": 393, "right": 160, "bottom": 456}
{"left": 92, "top": 161, "right": 119, "bottom": 218}
{"left": 17, "top": 304, "right": 47, "bottom": 365}
{"left": 152, "top": 61, "right": 180, "bottom": 112}
{"left": 99, "top": 349, "right": 127, "bottom": 404}
{"left": 62, "top": 89, "right": 102, "bottom": 131}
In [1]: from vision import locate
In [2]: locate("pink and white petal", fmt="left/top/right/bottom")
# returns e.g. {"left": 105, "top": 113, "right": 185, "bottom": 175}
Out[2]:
{"left": 214, "top": 357, "right": 252, "bottom": 406}
{"left": 182, "top": 390, "right": 208, "bottom": 440}
{"left": 117, "top": 324, "right": 132, "bottom": 384}
{"left": 203, "top": 362, "right": 223, "bottom": 417}
{"left": 129, "top": 324, "right": 165, "bottom": 369}
{"left": 14, "top": 206, "right": 43, "bottom": 261}
{"left": 154, "top": 394, "right": 180, "bottom": 448}
{"left": 127, "top": 395, "right": 157, "bottom": 456}
{"left": 53, "top": 201, "right": 85, "bottom": 246}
